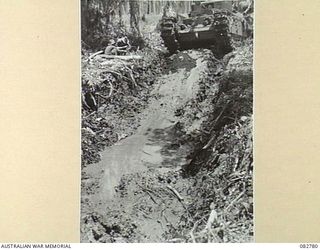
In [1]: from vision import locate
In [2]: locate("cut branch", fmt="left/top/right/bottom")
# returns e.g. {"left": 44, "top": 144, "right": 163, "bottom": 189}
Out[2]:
{"left": 167, "top": 185, "right": 184, "bottom": 202}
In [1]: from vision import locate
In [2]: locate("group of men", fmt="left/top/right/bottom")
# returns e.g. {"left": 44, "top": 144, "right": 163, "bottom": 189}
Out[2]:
{"left": 104, "top": 36, "right": 131, "bottom": 55}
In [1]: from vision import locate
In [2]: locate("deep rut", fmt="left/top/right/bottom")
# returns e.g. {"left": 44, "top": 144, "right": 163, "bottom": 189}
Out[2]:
{"left": 81, "top": 50, "right": 214, "bottom": 242}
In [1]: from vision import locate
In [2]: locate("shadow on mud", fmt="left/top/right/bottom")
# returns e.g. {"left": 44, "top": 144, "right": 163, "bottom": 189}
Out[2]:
{"left": 144, "top": 121, "right": 193, "bottom": 170}
{"left": 162, "top": 51, "right": 197, "bottom": 74}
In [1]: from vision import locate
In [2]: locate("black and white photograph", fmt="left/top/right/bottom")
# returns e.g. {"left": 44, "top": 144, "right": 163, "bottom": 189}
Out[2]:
{"left": 81, "top": 0, "right": 253, "bottom": 243}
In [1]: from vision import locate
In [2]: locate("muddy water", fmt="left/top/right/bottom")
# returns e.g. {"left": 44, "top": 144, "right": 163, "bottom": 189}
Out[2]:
{"left": 86, "top": 51, "right": 208, "bottom": 211}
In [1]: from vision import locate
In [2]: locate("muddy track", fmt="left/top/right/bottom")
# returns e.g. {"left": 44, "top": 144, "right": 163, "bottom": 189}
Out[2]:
{"left": 81, "top": 49, "right": 222, "bottom": 242}
{"left": 81, "top": 44, "right": 253, "bottom": 243}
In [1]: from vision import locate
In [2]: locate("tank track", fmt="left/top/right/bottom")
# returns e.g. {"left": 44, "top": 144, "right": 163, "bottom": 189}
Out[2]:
{"left": 212, "top": 12, "right": 233, "bottom": 57}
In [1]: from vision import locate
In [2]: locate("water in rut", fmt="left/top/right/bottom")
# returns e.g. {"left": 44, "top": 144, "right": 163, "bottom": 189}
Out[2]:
{"left": 81, "top": 44, "right": 254, "bottom": 243}
{"left": 85, "top": 51, "right": 206, "bottom": 204}
{"left": 82, "top": 51, "right": 211, "bottom": 241}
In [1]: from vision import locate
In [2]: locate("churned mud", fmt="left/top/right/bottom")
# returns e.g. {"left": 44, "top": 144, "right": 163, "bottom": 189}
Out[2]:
{"left": 81, "top": 44, "right": 253, "bottom": 243}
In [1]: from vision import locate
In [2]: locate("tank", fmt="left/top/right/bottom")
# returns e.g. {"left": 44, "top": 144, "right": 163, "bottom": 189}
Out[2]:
{"left": 160, "top": 0, "right": 250, "bottom": 56}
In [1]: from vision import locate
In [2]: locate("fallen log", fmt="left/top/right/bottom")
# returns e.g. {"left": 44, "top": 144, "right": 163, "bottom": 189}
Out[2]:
{"left": 98, "top": 60, "right": 131, "bottom": 66}
{"left": 99, "top": 55, "right": 142, "bottom": 61}
{"left": 89, "top": 50, "right": 103, "bottom": 59}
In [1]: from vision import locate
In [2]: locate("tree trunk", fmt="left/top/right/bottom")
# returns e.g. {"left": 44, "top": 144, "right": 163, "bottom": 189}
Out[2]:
{"left": 119, "top": 0, "right": 124, "bottom": 25}
{"left": 129, "top": 0, "right": 141, "bottom": 37}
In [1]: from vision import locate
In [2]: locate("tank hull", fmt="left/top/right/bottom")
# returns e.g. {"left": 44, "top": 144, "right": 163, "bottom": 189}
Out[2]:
{"left": 159, "top": 0, "right": 251, "bottom": 56}
{"left": 160, "top": 13, "right": 233, "bottom": 56}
